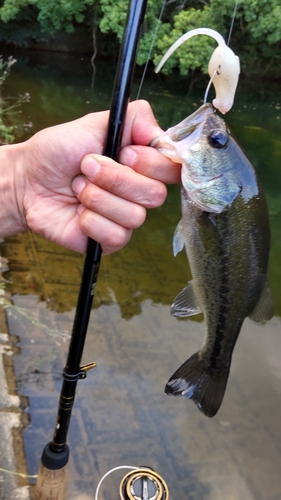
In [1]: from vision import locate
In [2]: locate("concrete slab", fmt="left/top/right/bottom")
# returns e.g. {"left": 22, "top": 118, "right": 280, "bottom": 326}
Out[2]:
{"left": 0, "top": 311, "right": 30, "bottom": 499}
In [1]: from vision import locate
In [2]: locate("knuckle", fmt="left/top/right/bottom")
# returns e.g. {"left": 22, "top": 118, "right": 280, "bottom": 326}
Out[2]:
{"left": 137, "top": 99, "right": 152, "bottom": 114}
{"left": 129, "top": 206, "right": 146, "bottom": 229}
{"left": 106, "top": 169, "right": 125, "bottom": 193}
{"left": 130, "top": 99, "right": 152, "bottom": 114}
{"left": 103, "top": 227, "right": 131, "bottom": 252}
{"left": 79, "top": 184, "right": 104, "bottom": 212}
{"left": 79, "top": 209, "right": 92, "bottom": 233}
{"left": 146, "top": 182, "right": 167, "bottom": 207}
{"left": 86, "top": 190, "right": 102, "bottom": 212}
{"left": 78, "top": 211, "right": 132, "bottom": 253}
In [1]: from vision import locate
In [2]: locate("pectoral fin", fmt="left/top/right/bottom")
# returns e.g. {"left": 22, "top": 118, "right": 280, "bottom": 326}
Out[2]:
{"left": 249, "top": 281, "right": 274, "bottom": 323}
{"left": 171, "top": 281, "right": 202, "bottom": 317}
{"left": 173, "top": 219, "right": 185, "bottom": 256}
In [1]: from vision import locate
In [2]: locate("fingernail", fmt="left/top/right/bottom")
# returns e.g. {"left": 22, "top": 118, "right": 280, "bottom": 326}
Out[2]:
{"left": 81, "top": 156, "right": 101, "bottom": 178}
{"left": 72, "top": 176, "right": 86, "bottom": 196}
{"left": 119, "top": 146, "right": 137, "bottom": 167}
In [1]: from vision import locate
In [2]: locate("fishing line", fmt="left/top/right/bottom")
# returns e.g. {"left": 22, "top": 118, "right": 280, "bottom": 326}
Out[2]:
{"left": 0, "top": 467, "right": 37, "bottom": 479}
{"left": 227, "top": 0, "right": 239, "bottom": 46}
{"left": 94, "top": 465, "right": 138, "bottom": 500}
{"left": 204, "top": 69, "right": 218, "bottom": 104}
{"left": 136, "top": 0, "right": 166, "bottom": 100}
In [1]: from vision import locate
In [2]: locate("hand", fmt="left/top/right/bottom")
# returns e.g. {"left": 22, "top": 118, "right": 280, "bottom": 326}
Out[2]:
{"left": 2, "top": 100, "right": 181, "bottom": 253}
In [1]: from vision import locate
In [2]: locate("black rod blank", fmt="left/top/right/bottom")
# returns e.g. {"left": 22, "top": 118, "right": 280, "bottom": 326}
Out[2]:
{"left": 41, "top": 0, "right": 148, "bottom": 463}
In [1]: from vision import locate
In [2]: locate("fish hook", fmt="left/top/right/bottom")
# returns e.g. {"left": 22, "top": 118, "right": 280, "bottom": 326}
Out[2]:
{"left": 155, "top": 27, "right": 240, "bottom": 114}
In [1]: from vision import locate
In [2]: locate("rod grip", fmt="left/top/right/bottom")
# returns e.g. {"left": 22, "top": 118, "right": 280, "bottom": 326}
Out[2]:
{"left": 33, "top": 443, "right": 69, "bottom": 500}
{"left": 34, "top": 463, "right": 68, "bottom": 500}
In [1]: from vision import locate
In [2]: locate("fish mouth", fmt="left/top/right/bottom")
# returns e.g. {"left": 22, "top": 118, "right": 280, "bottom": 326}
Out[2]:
{"left": 170, "top": 103, "right": 214, "bottom": 143}
{"left": 151, "top": 103, "right": 214, "bottom": 161}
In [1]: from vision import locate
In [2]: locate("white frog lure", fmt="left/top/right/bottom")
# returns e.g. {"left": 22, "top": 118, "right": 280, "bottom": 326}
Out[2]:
{"left": 155, "top": 28, "right": 240, "bottom": 114}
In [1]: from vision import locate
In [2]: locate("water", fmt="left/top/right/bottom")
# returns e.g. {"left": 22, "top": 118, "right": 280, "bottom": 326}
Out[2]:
{"left": 0, "top": 50, "right": 281, "bottom": 500}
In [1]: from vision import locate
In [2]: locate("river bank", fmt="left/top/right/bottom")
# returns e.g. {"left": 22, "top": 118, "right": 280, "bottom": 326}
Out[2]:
{"left": 0, "top": 256, "right": 30, "bottom": 500}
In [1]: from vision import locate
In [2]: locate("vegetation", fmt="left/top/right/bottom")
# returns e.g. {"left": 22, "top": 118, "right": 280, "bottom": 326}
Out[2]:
{"left": 0, "top": 56, "right": 30, "bottom": 143}
{"left": 0, "top": 0, "right": 280, "bottom": 78}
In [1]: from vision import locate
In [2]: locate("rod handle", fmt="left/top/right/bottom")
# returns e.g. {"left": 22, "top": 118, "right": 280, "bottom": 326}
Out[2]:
{"left": 33, "top": 464, "right": 68, "bottom": 500}
{"left": 33, "top": 443, "right": 69, "bottom": 500}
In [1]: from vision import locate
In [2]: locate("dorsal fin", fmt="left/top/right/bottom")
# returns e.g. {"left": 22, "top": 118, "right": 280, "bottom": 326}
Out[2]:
{"left": 249, "top": 281, "right": 273, "bottom": 323}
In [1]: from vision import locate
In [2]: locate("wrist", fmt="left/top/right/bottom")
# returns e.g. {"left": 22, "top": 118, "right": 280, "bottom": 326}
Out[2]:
{"left": 0, "top": 143, "right": 28, "bottom": 238}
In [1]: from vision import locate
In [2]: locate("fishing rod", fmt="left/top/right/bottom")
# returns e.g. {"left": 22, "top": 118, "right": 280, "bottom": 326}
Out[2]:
{"left": 34, "top": 0, "right": 148, "bottom": 498}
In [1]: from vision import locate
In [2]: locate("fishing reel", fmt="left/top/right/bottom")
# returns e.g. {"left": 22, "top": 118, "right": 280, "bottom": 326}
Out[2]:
{"left": 120, "top": 467, "right": 169, "bottom": 500}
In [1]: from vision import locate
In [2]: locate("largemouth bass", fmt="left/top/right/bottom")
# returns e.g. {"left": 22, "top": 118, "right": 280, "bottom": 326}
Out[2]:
{"left": 152, "top": 103, "right": 273, "bottom": 417}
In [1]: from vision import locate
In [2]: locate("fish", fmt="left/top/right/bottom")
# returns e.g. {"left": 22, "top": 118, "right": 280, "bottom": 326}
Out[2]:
{"left": 151, "top": 103, "right": 273, "bottom": 417}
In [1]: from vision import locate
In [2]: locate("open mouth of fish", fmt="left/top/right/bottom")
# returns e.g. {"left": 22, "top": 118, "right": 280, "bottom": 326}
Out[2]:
{"left": 151, "top": 103, "right": 214, "bottom": 162}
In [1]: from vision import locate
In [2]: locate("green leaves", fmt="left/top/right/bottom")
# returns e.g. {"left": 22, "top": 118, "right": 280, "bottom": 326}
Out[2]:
{"left": 0, "top": 57, "right": 31, "bottom": 143}
{"left": 0, "top": 0, "right": 280, "bottom": 77}
{"left": 0, "top": 0, "right": 32, "bottom": 23}
{"left": 250, "top": 4, "right": 281, "bottom": 44}
{"left": 0, "top": 0, "right": 94, "bottom": 34}
{"left": 37, "top": 0, "right": 95, "bottom": 33}
{"left": 99, "top": 0, "right": 127, "bottom": 40}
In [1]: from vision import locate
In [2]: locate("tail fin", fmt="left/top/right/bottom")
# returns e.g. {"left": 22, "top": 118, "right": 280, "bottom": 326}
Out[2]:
{"left": 165, "top": 351, "right": 230, "bottom": 417}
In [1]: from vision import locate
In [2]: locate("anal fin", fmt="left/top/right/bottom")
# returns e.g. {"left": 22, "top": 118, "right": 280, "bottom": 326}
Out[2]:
{"left": 171, "top": 281, "right": 202, "bottom": 318}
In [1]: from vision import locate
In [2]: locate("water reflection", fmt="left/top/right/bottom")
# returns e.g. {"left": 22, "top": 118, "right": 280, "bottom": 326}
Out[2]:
{"left": 1, "top": 178, "right": 281, "bottom": 318}
{"left": 0, "top": 52, "right": 280, "bottom": 499}
{"left": 8, "top": 294, "right": 281, "bottom": 499}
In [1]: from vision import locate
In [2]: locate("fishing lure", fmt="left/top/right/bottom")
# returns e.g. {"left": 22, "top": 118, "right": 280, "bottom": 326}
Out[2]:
{"left": 155, "top": 28, "right": 240, "bottom": 114}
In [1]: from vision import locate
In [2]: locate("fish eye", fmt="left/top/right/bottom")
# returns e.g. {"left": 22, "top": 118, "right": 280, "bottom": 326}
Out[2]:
{"left": 208, "top": 131, "right": 228, "bottom": 149}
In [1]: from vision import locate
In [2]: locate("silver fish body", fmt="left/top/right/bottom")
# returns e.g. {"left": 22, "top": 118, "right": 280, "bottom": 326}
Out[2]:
{"left": 152, "top": 103, "right": 273, "bottom": 417}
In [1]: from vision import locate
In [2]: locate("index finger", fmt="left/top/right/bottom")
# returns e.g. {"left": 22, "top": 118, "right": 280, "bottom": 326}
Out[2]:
{"left": 119, "top": 145, "right": 182, "bottom": 184}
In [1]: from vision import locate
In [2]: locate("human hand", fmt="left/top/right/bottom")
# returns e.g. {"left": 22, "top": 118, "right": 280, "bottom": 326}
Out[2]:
{"left": 3, "top": 100, "right": 181, "bottom": 253}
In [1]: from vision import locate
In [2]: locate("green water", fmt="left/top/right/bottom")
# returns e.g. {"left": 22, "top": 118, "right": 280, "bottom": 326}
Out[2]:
{"left": 0, "top": 51, "right": 281, "bottom": 500}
